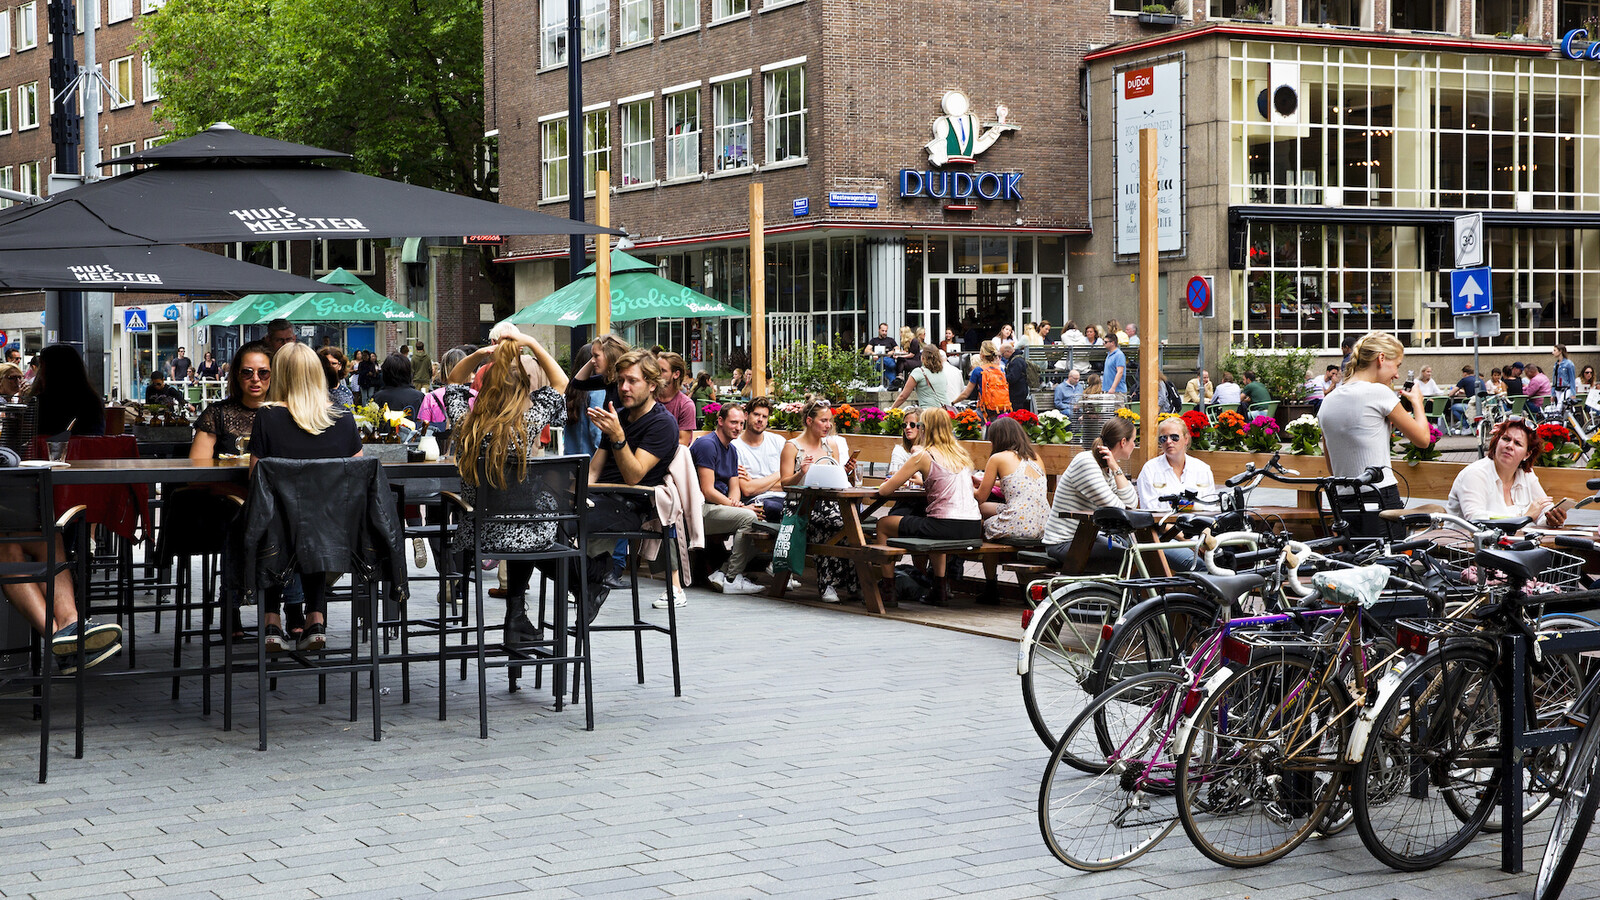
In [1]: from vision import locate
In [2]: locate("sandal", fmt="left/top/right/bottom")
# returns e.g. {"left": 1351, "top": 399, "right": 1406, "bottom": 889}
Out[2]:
{"left": 263, "top": 624, "right": 289, "bottom": 653}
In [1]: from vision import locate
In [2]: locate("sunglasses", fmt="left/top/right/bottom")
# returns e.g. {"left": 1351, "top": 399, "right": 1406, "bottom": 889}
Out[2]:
{"left": 1156, "top": 433, "right": 1183, "bottom": 445}
{"left": 239, "top": 368, "right": 272, "bottom": 381}
{"left": 904, "top": 422, "right": 920, "bottom": 429}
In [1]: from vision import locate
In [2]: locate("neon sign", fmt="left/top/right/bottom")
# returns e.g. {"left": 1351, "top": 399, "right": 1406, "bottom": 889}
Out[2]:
{"left": 1562, "top": 29, "right": 1600, "bottom": 59}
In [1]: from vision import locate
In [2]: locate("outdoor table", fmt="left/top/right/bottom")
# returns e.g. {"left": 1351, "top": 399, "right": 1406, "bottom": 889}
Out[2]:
{"left": 52, "top": 457, "right": 458, "bottom": 485}
{"left": 766, "top": 485, "right": 926, "bottom": 615}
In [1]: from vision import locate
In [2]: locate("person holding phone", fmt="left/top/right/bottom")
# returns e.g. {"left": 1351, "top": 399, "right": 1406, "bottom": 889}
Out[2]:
{"left": 875, "top": 408, "right": 983, "bottom": 607}
{"left": 1447, "top": 417, "right": 1566, "bottom": 527}
{"left": 1041, "top": 416, "right": 1138, "bottom": 570}
{"left": 778, "top": 400, "right": 861, "bottom": 603}
{"left": 1319, "top": 332, "right": 1432, "bottom": 538}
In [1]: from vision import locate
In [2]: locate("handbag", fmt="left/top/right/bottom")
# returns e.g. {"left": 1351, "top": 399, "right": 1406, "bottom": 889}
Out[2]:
{"left": 772, "top": 503, "right": 808, "bottom": 576}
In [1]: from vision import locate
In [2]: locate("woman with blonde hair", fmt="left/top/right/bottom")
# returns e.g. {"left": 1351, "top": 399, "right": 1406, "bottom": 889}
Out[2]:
{"left": 875, "top": 407, "right": 982, "bottom": 606}
{"left": 247, "top": 342, "right": 363, "bottom": 651}
{"left": 444, "top": 323, "right": 568, "bottom": 642}
{"left": 779, "top": 398, "right": 861, "bottom": 603}
{"left": 1319, "top": 331, "right": 1430, "bottom": 537}
{"left": 1106, "top": 319, "right": 1126, "bottom": 345}
{"left": 952, "top": 340, "right": 1012, "bottom": 419}
{"left": 1021, "top": 323, "right": 1043, "bottom": 346}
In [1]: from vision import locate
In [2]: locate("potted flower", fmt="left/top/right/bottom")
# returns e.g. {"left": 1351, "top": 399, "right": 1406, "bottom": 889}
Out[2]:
{"left": 1181, "top": 409, "right": 1214, "bottom": 451}
{"left": 858, "top": 406, "right": 886, "bottom": 435}
{"left": 1242, "top": 414, "right": 1282, "bottom": 453}
{"left": 1138, "top": 2, "right": 1181, "bottom": 25}
{"left": 953, "top": 408, "right": 985, "bottom": 441}
{"left": 699, "top": 401, "right": 723, "bottom": 431}
{"left": 1036, "top": 409, "right": 1074, "bottom": 444}
{"left": 1393, "top": 424, "right": 1444, "bottom": 464}
{"left": 1284, "top": 414, "right": 1323, "bottom": 456}
{"left": 832, "top": 404, "right": 860, "bottom": 433}
{"left": 774, "top": 400, "right": 806, "bottom": 432}
{"left": 1004, "top": 409, "right": 1042, "bottom": 443}
{"left": 1116, "top": 407, "right": 1140, "bottom": 427}
{"left": 1213, "top": 409, "right": 1250, "bottom": 451}
{"left": 881, "top": 407, "right": 906, "bottom": 436}
{"left": 1536, "top": 422, "right": 1582, "bottom": 468}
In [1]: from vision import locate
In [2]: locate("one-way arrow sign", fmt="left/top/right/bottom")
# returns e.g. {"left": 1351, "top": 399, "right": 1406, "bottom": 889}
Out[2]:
{"left": 1451, "top": 266, "right": 1492, "bottom": 315}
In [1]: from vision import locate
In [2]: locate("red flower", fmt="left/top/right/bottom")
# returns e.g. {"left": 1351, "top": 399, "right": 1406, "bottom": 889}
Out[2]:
{"left": 1006, "top": 410, "right": 1040, "bottom": 426}
{"left": 1545, "top": 442, "right": 1556, "bottom": 453}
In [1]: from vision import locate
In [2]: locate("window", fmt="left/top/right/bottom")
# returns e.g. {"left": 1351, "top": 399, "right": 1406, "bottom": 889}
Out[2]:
{"left": 17, "top": 81, "right": 36, "bottom": 130}
{"left": 764, "top": 65, "right": 805, "bottom": 164}
{"left": 142, "top": 0, "right": 167, "bottom": 12}
{"left": 712, "top": 78, "right": 750, "bottom": 172}
{"left": 318, "top": 239, "right": 374, "bottom": 274}
{"left": 110, "top": 142, "right": 134, "bottom": 176}
{"left": 109, "top": 0, "right": 132, "bottom": 22}
{"left": 1302, "top": 0, "right": 1362, "bottom": 26}
{"left": 0, "top": 166, "right": 12, "bottom": 209}
{"left": 1210, "top": 0, "right": 1271, "bottom": 19}
{"left": 0, "top": 11, "right": 10, "bottom": 56}
{"left": 584, "top": 108, "right": 609, "bottom": 193}
{"left": 667, "top": 0, "right": 698, "bottom": 33}
{"left": 18, "top": 159, "right": 38, "bottom": 197}
{"left": 478, "top": 132, "right": 498, "bottom": 195}
{"left": 540, "top": 118, "right": 568, "bottom": 200}
{"left": 1562, "top": 0, "right": 1600, "bottom": 32}
{"left": 581, "top": 0, "right": 607, "bottom": 56}
{"left": 109, "top": 56, "right": 133, "bottom": 107}
{"left": 540, "top": 0, "right": 566, "bottom": 66}
{"left": 144, "top": 136, "right": 162, "bottom": 150}
{"left": 620, "top": 99, "right": 654, "bottom": 186}
{"left": 142, "top": 53, "right": 160, "bottom": 101}
{"left": 665, "top": 88, "right": 700, "bottom": 178}
{"left": 16, "top": 2, "right": 34, "bottom": 49}
{"left": 1111, "top": 0, "right": 1141, "bottom": 10}
{"left": 714, "top": 0, "right": 749, "bottom": 19}
{"left": 0, "top": 89, "right": 10, "bottom": 134}
{"left": 620, "top": 0, "right": 650, "bottom": 45}
{"left": 224, "top": 241, "right": 290, "bottom": 272}
{"left": 1391, "top": 0, "right": 1446, "bottom": 30}
{"left": 1477, "top": 0, "right": 1532, "bottom": 35}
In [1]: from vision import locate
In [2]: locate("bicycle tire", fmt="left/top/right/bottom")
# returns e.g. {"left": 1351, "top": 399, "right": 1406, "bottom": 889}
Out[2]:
{"left": 1022, "top": 584, "right": 1124, "bottom": 749}
{"left": 1536, "top": 717, "right": 1600, "bottom": 900}
{"left": 1176, "top": 653, "right": 1348, "bottom": 867}
{"left": 1039, "top": 670, "right": 1186, "bottom": 872}
{"left": 1353, "top": 647, "right": 1502, "bottom": 871}
{"left": 1467, "top": 645, "right": 1582, "bottom": 831}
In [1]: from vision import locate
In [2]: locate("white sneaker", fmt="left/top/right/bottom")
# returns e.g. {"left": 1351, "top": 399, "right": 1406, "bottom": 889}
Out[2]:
{"left": 706, "top": 571, "right": 730, "bottom": 592}
{"left": 412, "top": 538, "right": 428, "bottom": 568}
{"left": 820, "top": 588, "right": 841, "bottom": 603}
{"left": 788, "top": 577, "right": 801, "bottom": 591}
{"left": 720, "top": 574, "right": 764, "bottom": 595}
{"left": 653, "top": 591, "right": 688, "bottom": 609}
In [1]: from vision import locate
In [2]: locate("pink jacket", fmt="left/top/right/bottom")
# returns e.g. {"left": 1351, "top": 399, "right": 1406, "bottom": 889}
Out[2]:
{"left": 642, "top": 444, "right": 706, "bottom": 587}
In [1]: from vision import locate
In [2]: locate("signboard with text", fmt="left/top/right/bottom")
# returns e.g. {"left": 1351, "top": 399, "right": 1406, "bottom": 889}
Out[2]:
{"left": 1114, "top": 60, "right": 1184, "bottom": 255}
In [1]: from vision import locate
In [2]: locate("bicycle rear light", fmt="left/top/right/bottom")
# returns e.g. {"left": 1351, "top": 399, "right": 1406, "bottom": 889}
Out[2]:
{"left": 1395, "top": 623, "right": 1430, "bottom": 655}
{"left": 1223, "top": 635, "right": 1253, "bottom": 666}
{"left": 1028, "top": 583, "right": 1047, "bottom": 603}
{"left": 1021, "top": 609, "right": 1033, "bottom": 630}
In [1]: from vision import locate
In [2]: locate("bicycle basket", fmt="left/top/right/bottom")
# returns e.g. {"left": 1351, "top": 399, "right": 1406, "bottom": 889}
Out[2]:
{"left": 1430, "top": 541, "right": 1584, "bottom": 591}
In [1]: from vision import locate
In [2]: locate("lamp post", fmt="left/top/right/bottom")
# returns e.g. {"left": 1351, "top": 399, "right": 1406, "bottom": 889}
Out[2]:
{"left": 566, "top": 0, "right": 588, "bottom": 358}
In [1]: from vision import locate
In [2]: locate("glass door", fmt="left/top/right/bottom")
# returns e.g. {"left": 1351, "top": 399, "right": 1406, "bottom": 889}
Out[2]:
{"left": 930, "top": 276, "right": 1021, "bottom": 345}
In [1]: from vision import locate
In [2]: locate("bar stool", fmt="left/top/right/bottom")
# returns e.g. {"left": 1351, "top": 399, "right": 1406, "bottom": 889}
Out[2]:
{"left": 579, "top": 484, "right": 683, "bottom": 699}
{"left": 383, "top": 476, "right": 468, "bottom": 719}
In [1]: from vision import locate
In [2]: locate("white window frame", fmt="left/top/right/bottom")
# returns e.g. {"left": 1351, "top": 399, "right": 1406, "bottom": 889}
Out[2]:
{"left": 16, "top": 2, "right": 34, "bottom": 50}
{"left": 316, "top": 239, "right": 375, "bottom": 275}
{"left": 581, "top": 0, "right": 608, "bottom": 57}
{"left": 540, "top": 115, "right": 568, "bottom": 201}
{"left": 619, "top": 96, "right": 654, "bottom": 187}
{"left": 713, "top": 0, "right": 749, "bottom": 21}
{"left": 109, "top": 56, "right": 134, "bottom": 108}
{"left": 583, "top": 106, "right": 609, "bottom": 195}
{"left": 110, "top": 141, "right": 134, "bottom": 176}
{"left": 540, "top": 0, "right": 566, "bottom": 67}
{"left": 0, "top": 166, "right": 12, "bottom": 209}
{"left": 17, "top": 81, "right": 36, "bottom": 130}
{"left": 224, "top": 240, "right": 291, "bottom": 272}
{"left": 18, "top": 159, "right": 38, "bottom": 197}
{"left": 144, "top": 137, "right": 162, "bottom": 150}
{"left": 108, "top": 0, "right": 132, "bottom": 23}
{"left": 711, "top": 76, "right": 752, "bottom": 173}
{"left": 0, "top": 11, "right": 11, "bottom": 56}
{"left": 142, "top": 0, "right": 166, "bottom": 12}
{"left": 763, "top": 62, "right": 806, "bottom": 165}
{"left": 0, "top": 89, "right": 10, "bottom": 135}
{"left": 141, "top": 53, "right": 159, "bottom": 101}
{"left": 666, "top": 0, "right": 698, "bottom": 34}
{"left": 619, "top": 0, "right": 650, "bottom": 46}
{"left": 665, "top": 86, "right": 701, "bottom": 179}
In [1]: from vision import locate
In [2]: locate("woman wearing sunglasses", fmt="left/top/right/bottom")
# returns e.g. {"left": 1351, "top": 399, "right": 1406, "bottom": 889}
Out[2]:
{"left": 1448, "top": 416, "right": 1567, "bottom": 528}
{"left": 191, "top": 341, "right": 273, "bottom": 460}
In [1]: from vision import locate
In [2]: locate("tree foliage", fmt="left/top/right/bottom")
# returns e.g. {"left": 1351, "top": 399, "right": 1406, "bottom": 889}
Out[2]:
{"left": 141, "top": 0, "right": 490, "bottom": 199}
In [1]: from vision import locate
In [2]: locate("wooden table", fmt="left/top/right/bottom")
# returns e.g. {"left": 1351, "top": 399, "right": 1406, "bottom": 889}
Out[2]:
{"left": 51, "top": 457, "right": 458, "bottom": 485}
{"left": 767, "top": 485, "right": 924, "bottom": 615}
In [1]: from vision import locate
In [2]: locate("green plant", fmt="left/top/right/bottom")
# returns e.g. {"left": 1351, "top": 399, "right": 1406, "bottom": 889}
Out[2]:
{"left": 772, "top": 339, "right": 880, "bottom": 404}
{"left": 1142, "top": 3, "right": 1170, "bottom": 12}
{"left": 1218, "top": 346, "right": 1317, "bottom": 403}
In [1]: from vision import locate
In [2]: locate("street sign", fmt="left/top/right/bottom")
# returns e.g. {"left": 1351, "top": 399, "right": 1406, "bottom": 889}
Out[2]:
{"left": 793, "top": 198, "right": 809, "bottom": 216}
{"left": 194, "top": 304, "right": 208, "bottom": 319}
{"left": 1455, "top": 213, "right": 1484, "bottom": 269}
{"left": 123, "top": 308, "right": 149, "bottom": 332}
{"left": 162, "top": 304, "right": 181, "bottom": 321}
{"left": 1454, "top": 313, "right": 1501, "bottom": 339}
{"left": 1185, "top": 275, "right": 1214, "bottom": 317}
{"left": 1450, "top": 267, "right": 1492, "bottom": 315}
{"left": 0, "top": 330, "right": 10, "bottom": 348}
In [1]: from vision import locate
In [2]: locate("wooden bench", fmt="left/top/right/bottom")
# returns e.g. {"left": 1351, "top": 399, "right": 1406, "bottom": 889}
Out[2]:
{"left": 887, "top": 536, "right": 1023, "bottom": 598}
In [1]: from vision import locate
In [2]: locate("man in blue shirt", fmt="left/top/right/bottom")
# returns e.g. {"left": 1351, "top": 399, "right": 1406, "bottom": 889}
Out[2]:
{"left": 688, "top": 403, "right": 764, "bottom": 597}
{"left": 1053, "top": 368, "right": 1083, "bottom": 416}
{"left": 1102, "top": 335, "right": 1127, "bottom": 394}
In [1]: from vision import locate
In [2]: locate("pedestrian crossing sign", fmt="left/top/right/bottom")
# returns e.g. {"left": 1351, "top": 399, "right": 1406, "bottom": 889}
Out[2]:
{"left": 123, "top": 308, "right": 149, "bottom": 332}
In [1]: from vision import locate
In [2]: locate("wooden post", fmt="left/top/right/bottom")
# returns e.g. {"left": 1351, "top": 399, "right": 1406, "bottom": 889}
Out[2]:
{"left": 1138, "top": 128, "right": 1159, "bottom": 467}
{"left": 595, "top": 171, "right": 611, "bottom": 335}
{"left": 750, "top": 182, "right": 767, "bottom": 398}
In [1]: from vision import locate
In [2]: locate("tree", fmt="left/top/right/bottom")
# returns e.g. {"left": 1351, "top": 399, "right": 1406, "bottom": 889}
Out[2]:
{"left": 142, "top": 0, "right": 512, "bottom": 306}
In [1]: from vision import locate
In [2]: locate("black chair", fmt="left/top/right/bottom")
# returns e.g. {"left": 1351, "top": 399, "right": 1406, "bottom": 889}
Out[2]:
{"left": 583, "top": 484, "right": 683, "bottom": 699}
{"left": 153, "top": 488, "right": 244, "bottom": 719}
{"left": 445, "top": 454, "right": 593, "bottom": 735}
{"left": 0, "top": 467, "right": 89, "bottom": 782}
{"left": 230, "top": 457, "right": 402, "bottom": 751}
{"left": 383, "top": 474, "right": 468, "bottom": 717}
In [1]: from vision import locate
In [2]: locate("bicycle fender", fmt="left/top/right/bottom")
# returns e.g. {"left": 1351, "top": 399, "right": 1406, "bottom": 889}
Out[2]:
{"left": 1346, "top": 654, "right": 1415, "bottom": 764}
{"left": 1017, "top": 582, "right": 1116, "bottom": 676}
{"left": 1173, "top": 664, "right": 1237, "bottom": 754}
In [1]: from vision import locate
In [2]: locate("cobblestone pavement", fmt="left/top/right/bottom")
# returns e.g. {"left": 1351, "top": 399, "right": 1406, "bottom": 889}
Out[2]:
{"left": 0, "top": 578, "right": 1593, "bottom": 900}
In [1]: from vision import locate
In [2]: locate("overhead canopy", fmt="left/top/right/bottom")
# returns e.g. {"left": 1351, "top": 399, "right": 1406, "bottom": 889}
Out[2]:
{"left": 268, "top": 268, "right": 430, "bottom": 323}
{"left": 193, "top": 291, "right": 300, "bottom": 328}
{"left": 0, "top": 244, "right": 342, "bottom": 294}
{"left": 500, "top": 251, "right": 740, "bottom": 327}
{"left": 108, "top": 122, "right": 349, "bottom": 167}
{"left": 0, "top": 123, "right": 618, "bottom": 249}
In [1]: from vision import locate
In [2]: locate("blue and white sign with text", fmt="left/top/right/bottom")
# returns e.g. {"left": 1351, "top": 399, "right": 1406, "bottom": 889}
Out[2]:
{"left": 123, "top": 308, "right": 149, "bottom": 332}
{"left": 1451, "top": 267, "right": 1492, "bottom": 315}
{"left": 828, "top": 192, "right": 878, "bottom": 209}
{"left": 793, "top": 198, "right": 809, "bottom": 217}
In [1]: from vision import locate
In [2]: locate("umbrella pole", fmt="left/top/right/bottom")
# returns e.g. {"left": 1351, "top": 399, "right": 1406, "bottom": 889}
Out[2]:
{"left": 750, "top": 183, "right": 766, "bottom": 399}
{"left": 596, "top": 172, "right": 611, "bottom": 336}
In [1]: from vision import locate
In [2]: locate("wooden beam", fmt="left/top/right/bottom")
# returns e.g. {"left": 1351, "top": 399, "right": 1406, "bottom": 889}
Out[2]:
{"left": 751, "top": 182, "right": 767, "bottom": 398}
{"left": 596, "top": 171, "right": 611, "bottom": 335}
{"left": 1138, "top": 128, "right": 1159, "bottom": 466}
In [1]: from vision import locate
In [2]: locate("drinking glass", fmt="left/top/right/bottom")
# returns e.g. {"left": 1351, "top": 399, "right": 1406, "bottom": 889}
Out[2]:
{"left": 47, "top": 441, "right": 68, "bottom": 462}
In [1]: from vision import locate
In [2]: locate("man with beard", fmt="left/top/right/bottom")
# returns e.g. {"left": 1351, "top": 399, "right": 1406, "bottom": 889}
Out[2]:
{"left": 685, "top": 402, "right": 764, "bottom": 601}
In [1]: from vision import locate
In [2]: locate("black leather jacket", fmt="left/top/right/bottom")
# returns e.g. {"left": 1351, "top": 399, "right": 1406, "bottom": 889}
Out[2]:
{"left": 238, "top": 457, "right": 408, "bottom": 605}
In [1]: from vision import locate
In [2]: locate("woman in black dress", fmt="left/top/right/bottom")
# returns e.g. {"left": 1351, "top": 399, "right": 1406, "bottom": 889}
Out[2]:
{"left": 29, "top": 344, "right": 104, "bottom": 436}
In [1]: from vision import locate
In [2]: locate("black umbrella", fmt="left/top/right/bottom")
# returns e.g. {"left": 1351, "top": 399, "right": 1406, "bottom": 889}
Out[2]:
{"left": 0, "top": 123, "right": 614, "bottom": 249}
{"left": 0, "top": 244, "right": 346, "bottom": 293}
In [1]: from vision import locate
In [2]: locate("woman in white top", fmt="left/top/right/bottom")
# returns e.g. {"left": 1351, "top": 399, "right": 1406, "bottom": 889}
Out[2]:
{"left": 1317, "top": 332, "right": 1431, "bottom": 537}
{"left": 889, "top": 407, "right": 922, "bottom": 480}
{"left": 891, "top": 346, "right": 959, "bottom": 410}
{"left": 779, "top": 399, "right": 861, "bottom": 603}
{"left": 1061, "top": 321, "right": 1087, "bottom": 346}
{"left": 1416, "top": 366, "right": 1443, "bottom": 398}
{"left": 1447, "top": 418, "right": 1568, "bottom": 527}
{"left": 993, "top": 323, "right": 1017, "bottom": 350}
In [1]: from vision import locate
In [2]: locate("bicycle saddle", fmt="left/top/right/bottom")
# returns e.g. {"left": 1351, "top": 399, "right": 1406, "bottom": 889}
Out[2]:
{"left": 1180, "top": 571, "right": 1267, "bottom": 607}
{"left": 1093, "top": 507, "right": 1155, "bottom": 534}
{"left": 1476, "top": 545, "right": 1551, "bottom": 585}
{"left": 1475, "top": 516, "right": 1534, "bottom": 533}
{"left": 1171, "top": 514, "right": 1217, "bottom": 537}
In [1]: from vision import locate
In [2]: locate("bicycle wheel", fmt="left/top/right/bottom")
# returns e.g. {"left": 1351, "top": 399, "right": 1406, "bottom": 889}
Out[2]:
{"left": 1039, "top": 671, "right": 1186, "bottom": 872}
{"left": 1536, "top": 720, "right": 1600, "bottom": 900}
{"left": 1468, "top": 646, "right": 1582, "bottom": 831}
{"left": 1354, "top": 647, "right": 1502, "bottom": 871}
{"left": 1090, "top": 593, "right": 1218, "bottom": 695}
{"left": 1176, "top": 653, "right": 1348, "bottom": 867}
{"left": 1022, "top": 584, "right": 1124, "bottom": 749}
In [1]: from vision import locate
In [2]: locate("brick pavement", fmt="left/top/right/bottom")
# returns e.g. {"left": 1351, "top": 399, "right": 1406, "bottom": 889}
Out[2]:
{"left": 0, "top": 578, "right": 1594, "bottom": 899}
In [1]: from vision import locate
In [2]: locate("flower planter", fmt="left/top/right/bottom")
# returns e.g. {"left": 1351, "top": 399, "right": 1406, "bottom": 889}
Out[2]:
{"left": 1137, "top": 11, "right": 1181, "bottom": 25}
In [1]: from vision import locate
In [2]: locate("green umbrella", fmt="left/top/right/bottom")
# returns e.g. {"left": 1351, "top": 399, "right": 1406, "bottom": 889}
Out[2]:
{"left": 270, "top": 267, "right": 431, "bottom": 323}
{"left": 194, "top": 290, "right": 298, "bottom": 328}
{"left": 500, "top": 251, "right": 738, "bottom": 327}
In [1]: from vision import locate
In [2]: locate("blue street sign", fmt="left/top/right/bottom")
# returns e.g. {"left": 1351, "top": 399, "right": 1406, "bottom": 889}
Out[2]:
{"left": 793, "top": 198, "right": 809, "bottom": 217}
{"left": 828, "top": 191, "right": 878, "bottom": 209}
{"left": 194, "top": 304, "right": 208, "bottom": 319}
{"left": 1451, "top": 267, "right": 1492, "bottom": 315}
{"left": 163, "top": 304, "right": 181, "bottom": 320}
{"left": 123, "top": 308, "right": 149, "bottom": 332}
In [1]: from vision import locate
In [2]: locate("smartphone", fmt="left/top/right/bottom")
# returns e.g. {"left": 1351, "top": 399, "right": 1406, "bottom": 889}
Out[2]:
{"left": 1403, "top": 381, "right": 1415, "bottom": 391}
{"left": 1553, "top": 497, "right": 1578, "bottom": 516}
{"left": 849, "top": 449, "right": 862, "bottom": 462}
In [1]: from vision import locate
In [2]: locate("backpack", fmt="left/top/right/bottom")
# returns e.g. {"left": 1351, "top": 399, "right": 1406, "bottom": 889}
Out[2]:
{"left": 979, "top": 365, "right": 1012, "bottom": 413}
{"left": 1025, "top": 361, "right": 1042, "bottom": 391}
